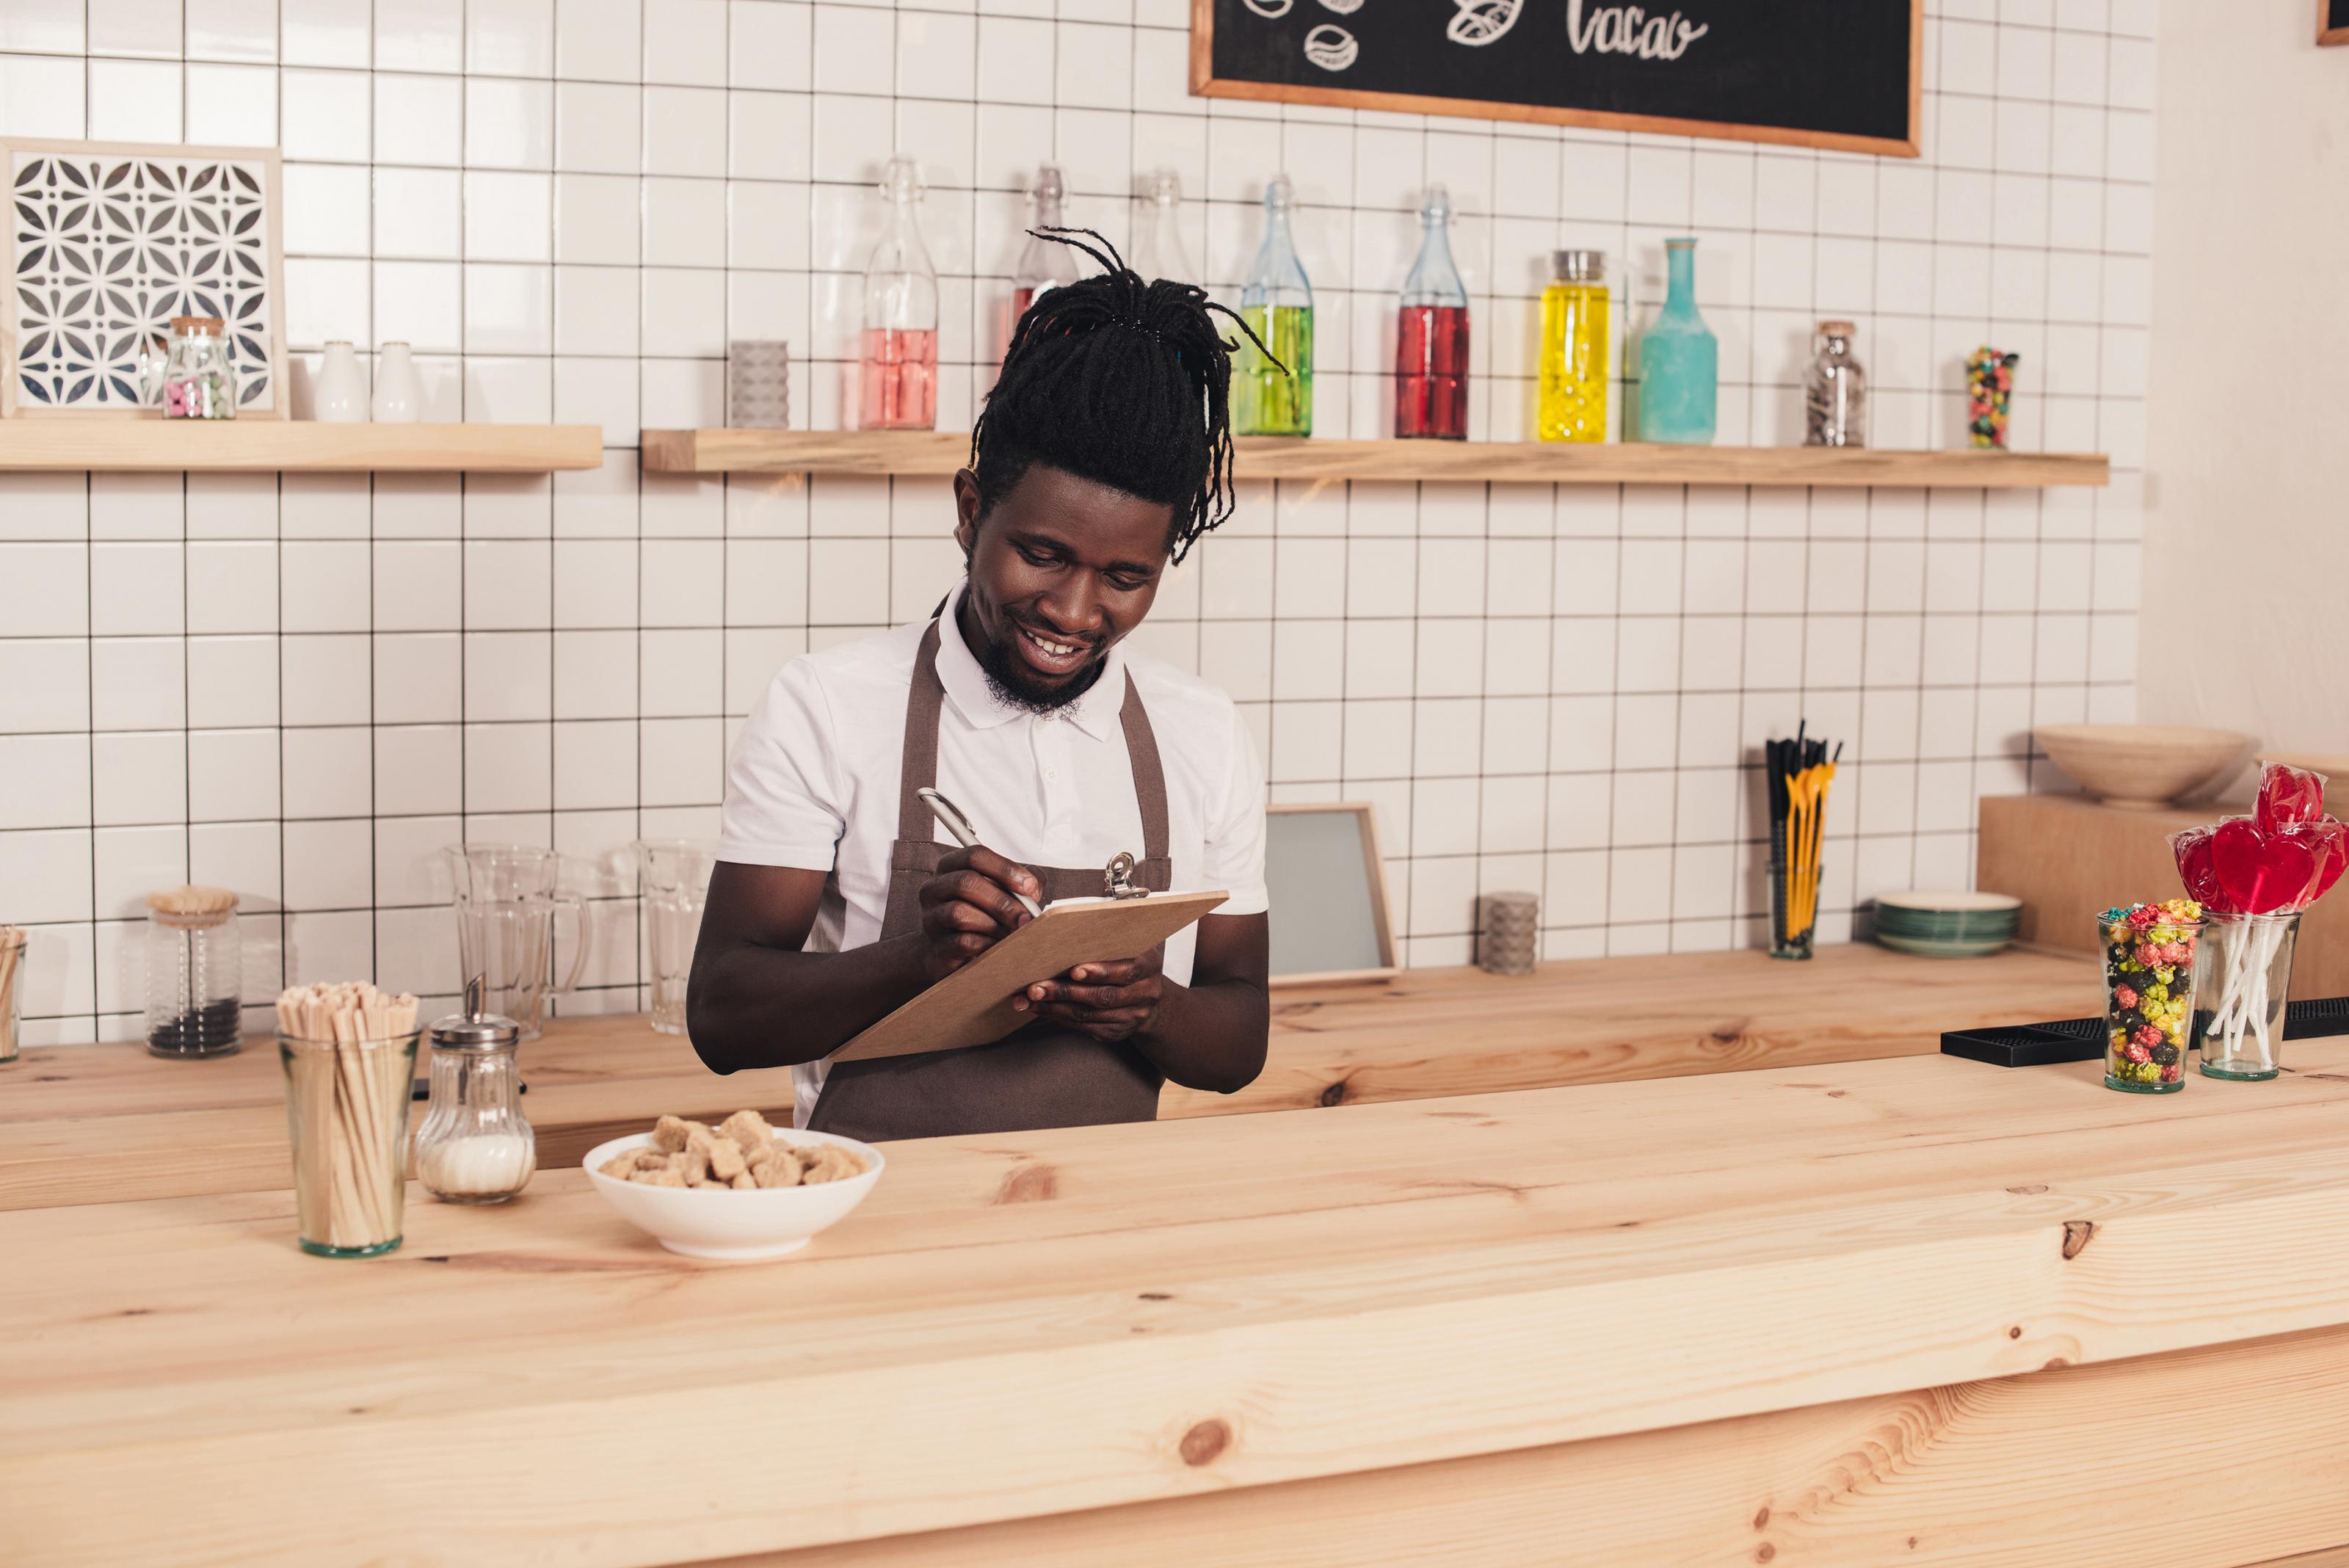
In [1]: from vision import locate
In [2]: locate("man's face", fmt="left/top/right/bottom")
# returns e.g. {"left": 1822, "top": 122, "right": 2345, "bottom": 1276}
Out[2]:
{"left": 952, "top": 464, "right": 1173, "bottom": 712}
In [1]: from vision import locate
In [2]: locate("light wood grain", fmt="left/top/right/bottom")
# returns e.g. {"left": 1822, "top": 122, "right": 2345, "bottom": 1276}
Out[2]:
{"left": 1185, "top": 0, "right": 1925, "bottom": 158}
{"left": 637, "top": 429, "right": 2111, "bottom": 487}
{"left": 0, "top": 945, "right": 2096, "bottom": 1209}
{"left": 1978, "top": 793, "right": 2349, "bottom": 996}
{"left": 725, "top": 1322, "right": 2349, "bottom": 1567}
{"left": 13, "top": 1043, "right": 2349, "bottom": 1563}
{"left": 0, "top": 421, "right": 604, "bottom": 471}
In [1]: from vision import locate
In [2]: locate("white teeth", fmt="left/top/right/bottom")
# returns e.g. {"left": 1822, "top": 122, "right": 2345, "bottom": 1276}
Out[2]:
{"left": 1023, "top": 628, "right": 1078, "bottom": 658}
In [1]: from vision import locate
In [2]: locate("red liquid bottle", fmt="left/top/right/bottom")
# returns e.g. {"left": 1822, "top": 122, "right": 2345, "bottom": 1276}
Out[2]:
{"left": 860, "top": 157, "right": 939, "bottom": 430}
{"left": 1003, "top": 164, "right": 1079, "bottom": 362}
{"left": 1394, "top": 185, "right": 1470, "bottom": 440}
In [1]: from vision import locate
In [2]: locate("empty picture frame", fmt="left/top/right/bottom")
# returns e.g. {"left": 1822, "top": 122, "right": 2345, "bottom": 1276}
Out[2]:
{"left": 1264, "top": 802, "right": 1399, "bottom": 987}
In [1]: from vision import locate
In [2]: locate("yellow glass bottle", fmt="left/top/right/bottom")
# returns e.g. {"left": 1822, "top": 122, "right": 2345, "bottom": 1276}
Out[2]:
{"left": 1537, "top": 249, "right": 1609, "bottom": 443}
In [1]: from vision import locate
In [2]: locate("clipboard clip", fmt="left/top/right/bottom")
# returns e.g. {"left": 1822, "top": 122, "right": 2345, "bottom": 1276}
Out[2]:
{"left": 1103, "top": 852, "right": 1147, "bottom": 900}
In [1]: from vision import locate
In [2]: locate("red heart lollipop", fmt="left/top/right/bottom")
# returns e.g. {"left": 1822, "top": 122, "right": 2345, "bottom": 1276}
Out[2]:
{"left": 2257, "top": 762, "right": 2328, "bottom": 834}
{"left": 2169, "top": 826, "right": 2226, "bottom": 910}
{"left": 2211, "top": 816, "right": 2318, "bottom": 915}
{"left": 2290, "top": 816, "right": 2349, "bottom": 908}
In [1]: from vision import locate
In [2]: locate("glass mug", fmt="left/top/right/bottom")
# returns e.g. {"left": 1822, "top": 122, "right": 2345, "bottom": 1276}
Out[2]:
{"left": 441, "top": 844, "right": 589, "bottom": 1040}
{"left": 635, "top": 840, "right": 716, "bottom": 1036}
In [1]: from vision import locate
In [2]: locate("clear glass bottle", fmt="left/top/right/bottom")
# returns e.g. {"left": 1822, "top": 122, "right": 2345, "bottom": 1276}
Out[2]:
{"left": 1804, "top": 319, "right": 1866, "bottom": 448}
{"left": 860, "top": 156, "right": 939, "bottom": 431}
{"left": 413, "top": 1001, "right": 535, "bottom": 1204}
{"left": 1636, "top": 237, "right": 1718, "bottom": 446}
{"left": 1009, "top": 164, "right": 1081, "bottom": 338}
{"left": 1395, "top": 184, "right": 1470, "bottom": 440}
{"left": 144, "top": 886, "right": 243, "bottom": 1059}
{"left": 145, "top": 316, "right": 239, "bottom": 419}
{"left": 1537, "top": 249, "right": 1609, "bottom": 443}
{"left": 1235, "top": 174, "right": 1313, "bottom": 438}
{"left": 1131, "top": 167, "right": 1199, "bottom": 286}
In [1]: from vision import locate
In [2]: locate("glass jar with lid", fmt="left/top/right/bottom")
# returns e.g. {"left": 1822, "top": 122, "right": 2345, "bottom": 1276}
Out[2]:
{"left": 145, "top": 885, "right": 243, "bottom": 1058}
{"left": 1804, "top": 319, "right": 1866, "bottom": 448}
{"left": 143, "top": 316, "right": 241, "bottom": 419}
{"left": 413, "top": 995, "right": 536, "bottom": 1204}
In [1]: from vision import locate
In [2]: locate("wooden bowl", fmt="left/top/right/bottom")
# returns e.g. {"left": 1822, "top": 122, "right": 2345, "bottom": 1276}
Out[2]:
{"left": 2035, "top": 724, "right": 2252, "bottom": 810}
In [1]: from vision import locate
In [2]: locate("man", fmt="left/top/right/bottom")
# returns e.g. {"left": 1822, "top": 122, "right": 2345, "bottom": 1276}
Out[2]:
{"left": 686, "top": 234, "right": 1273, "bottom": 1139}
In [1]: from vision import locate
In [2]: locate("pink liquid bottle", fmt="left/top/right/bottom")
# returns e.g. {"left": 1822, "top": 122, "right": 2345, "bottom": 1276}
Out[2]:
{"left": 1006, "top": 164, "right": 1080, "bottom": 357}
{"left": 1394, "top": 184, "right": 1470, "bottom": 440}
{"left": 860, "top": 156, "right": 939, "bottom": 431}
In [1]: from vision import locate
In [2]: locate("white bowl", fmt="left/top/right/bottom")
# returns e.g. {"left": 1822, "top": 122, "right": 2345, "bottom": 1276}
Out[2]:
{"left": 582, "top": 1129, "right": 885, "bottom": 1260}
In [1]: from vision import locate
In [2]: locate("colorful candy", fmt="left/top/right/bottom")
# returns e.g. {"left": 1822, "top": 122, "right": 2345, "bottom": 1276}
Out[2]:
{"left": 1967, "top": 346, "right": 2018, "bottom": 450}
{"left": 2099, "top": 899, "right": 2200, "bottom": 1092}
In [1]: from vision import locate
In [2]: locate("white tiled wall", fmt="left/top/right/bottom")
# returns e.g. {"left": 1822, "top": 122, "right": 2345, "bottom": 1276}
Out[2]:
{"left": 0, "top": 0, "right": 2150, "bottom": 1042}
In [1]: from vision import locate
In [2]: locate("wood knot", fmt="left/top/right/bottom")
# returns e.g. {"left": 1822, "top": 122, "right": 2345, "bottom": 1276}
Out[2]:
{"left": 1139, "top": 1291, "right": 1173, "bottom": 1302}
{"left": 1710, "top": 1020, "right": 1750, "bottom": 1045}
{"left": 2061, "top": 1220, "right": 2096, "bottom": 1260}
{"left": 994, "top": 1164, "right": 1059, "bottom": 1205}
{"left": 1757, "top": 1545, "right": 1776, "bottom": 1564}
{"left": 2007, "top": 1183, "right": 2048, "bottom": 1195}
{"left": 1179, "top": 1418, "right": 1232, "bottom": 1467}
{"left": 2008, "top": 1325, "right": 2022, "bottom": 1339}
{"left": 1826, "top": 1089, "right": 1848, "bottom": 1097}
{"left": 1752, "top": 1505, "right": 1770, "bottom": 1530}
{"left": 2042, "top": 1357, "right": 2071, "bottom": 1371}
{"left": 1319, "top": 1079, "right": 1348, "bottom": 1108}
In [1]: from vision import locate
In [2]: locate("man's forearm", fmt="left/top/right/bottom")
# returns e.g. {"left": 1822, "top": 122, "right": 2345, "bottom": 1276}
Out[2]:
{"left": 686, "top": 935, "right": 929, "bottom": 1073}
{"left": 1131, "top": 976, "right": 1269, "bottom": 1095}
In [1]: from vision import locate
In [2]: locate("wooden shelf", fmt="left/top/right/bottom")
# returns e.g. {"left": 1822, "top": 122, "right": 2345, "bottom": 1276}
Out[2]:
{"left": 0, "top": 421, "right": 604, "bottom": 473}
{"left": 642, "top": 429, "right": 2108, "bottom": 488}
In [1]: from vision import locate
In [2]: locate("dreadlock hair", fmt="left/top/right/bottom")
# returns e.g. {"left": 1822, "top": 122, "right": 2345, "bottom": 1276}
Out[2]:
{"left": 970, "top": 228, "right": 1279, "bottom": 566}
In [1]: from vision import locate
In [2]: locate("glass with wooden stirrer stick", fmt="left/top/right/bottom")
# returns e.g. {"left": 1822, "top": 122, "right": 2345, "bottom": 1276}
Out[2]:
{"left": 276, "top": 982, "right": 422, "bottom": 1257}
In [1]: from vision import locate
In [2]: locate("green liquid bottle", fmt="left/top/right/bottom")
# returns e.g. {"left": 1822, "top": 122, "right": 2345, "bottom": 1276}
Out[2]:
{"left": 1235, "top": 174, "right": 1312, "bottom": 438}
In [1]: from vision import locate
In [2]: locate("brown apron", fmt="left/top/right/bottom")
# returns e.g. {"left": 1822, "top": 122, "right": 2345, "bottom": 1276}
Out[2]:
{"left": 806, "top": 617, "right": 1174, "bottom": 1141}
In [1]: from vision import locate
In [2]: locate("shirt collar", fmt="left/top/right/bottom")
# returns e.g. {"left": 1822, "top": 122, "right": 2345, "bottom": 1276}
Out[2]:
{"left": 933, "top": 583, "right": 1127, "bottom": 742}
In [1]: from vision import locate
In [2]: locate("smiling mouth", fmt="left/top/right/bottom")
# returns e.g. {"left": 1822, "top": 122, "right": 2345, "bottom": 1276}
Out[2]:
{"left": 1014, "top": 623, "right": 1095, "bottom": 677}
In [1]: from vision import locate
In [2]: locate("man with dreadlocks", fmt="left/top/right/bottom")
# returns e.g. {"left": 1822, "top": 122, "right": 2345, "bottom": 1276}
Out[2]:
{"left": 686, "top": 232, "right": 1275, "bottom": 1139}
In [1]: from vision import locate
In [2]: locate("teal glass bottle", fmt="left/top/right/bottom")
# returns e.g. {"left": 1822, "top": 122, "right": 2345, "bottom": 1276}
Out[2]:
{"left": 1235, "top": 173, "right": 1313, "bottom": 437}
{"left": 1636, "top": 236, "right": 1717, "bottom": 445}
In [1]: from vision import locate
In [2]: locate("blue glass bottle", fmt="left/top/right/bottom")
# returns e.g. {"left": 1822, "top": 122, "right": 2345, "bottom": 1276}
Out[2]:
{"left": 1637, "top": 236, "right": 1717, "bottom": 445}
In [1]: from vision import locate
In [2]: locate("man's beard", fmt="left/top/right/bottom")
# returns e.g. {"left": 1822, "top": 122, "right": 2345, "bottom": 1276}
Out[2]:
{"left": 978, "top": 627, "right": 1108, "bottom": 714}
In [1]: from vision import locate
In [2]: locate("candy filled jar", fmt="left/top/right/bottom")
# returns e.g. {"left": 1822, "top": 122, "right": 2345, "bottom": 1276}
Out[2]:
{"left": 142, "top": 316, "right": 240, "bottom": 419}
{"left": 2099, "top": 900, "right": 2201, "bottom": 1093}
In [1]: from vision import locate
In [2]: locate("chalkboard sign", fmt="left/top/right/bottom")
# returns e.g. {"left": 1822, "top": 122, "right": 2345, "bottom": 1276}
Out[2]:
{"left": 1191, "top": 0, "right": 1923, "bottom": 157}
{"left": 2323, "top": 0, "right": 2348, "bottom": 46}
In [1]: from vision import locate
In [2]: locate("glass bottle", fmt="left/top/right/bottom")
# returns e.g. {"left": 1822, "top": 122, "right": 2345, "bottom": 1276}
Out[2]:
{"left": 144, "top": 885, "right": 243, "bottom": 1059}
{"left": 1131, "top": 167, "right": 1199, "bottom": 286}
{"left": 1636, "top": 237, "right": 1718, "bottom": 446}
{"left": 1009, "top": 164, "right": 1080, "bottom": 337}
{"left": 1235, "top": 174, "right": 1313, "bottom": 438}
{"left": 1804, "top": 319, "right": 1866, "bottom": 448}
{"left": 413, "top": 1000, "right": 535, "bottom": 1205}
{"left": 860, "top": 156, "right": 939, "bottom": 431}
{"left": 143, "top": 316, "right": 239, "bottom": 419}
{"left": 1536, "top": 249, "right": 1609, "bottom": 443}
{"left": 1395, "top": 184, "right": 1470, "bottom": 440}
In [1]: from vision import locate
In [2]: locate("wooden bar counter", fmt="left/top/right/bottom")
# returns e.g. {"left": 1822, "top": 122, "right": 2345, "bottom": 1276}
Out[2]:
{"left": 0, "top": 944, "right": 2092, "bottom": 1211}
{"left": 10, "top": 1040, "right": 2349, "bottom": 1566}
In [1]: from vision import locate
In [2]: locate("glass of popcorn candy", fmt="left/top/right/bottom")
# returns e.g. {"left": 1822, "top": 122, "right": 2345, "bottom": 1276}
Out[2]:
{"left": 2099, "top": 899, "right": 2201, "bottom": 1093}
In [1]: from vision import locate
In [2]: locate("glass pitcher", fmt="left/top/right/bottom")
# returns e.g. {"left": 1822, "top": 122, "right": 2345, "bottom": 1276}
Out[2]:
{"left": 635, "top": 839, "right": 715, "bottom": 1036}
{"left": 441, "top": 844, "right": 589, "bottom": 1040}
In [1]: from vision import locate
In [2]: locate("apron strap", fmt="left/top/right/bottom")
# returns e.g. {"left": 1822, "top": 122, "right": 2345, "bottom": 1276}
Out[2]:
{"left": 893, "top": 619, "right": 948, "bottom": 846}
{"left": 1117, "top": 671, "right": 1171, "bottom": 865}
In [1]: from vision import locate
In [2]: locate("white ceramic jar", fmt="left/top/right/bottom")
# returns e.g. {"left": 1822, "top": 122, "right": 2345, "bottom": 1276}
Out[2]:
{"left": 371, "top": 341, "right": 422, "bottom": 423}
{"left": 313, "top": 341, "right": 367, "bottom": 422}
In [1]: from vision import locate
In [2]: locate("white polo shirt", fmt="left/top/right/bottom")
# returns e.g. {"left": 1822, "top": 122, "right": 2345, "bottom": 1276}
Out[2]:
{"left": 717, "top": 583, "right": 1271, "bottom": 1125}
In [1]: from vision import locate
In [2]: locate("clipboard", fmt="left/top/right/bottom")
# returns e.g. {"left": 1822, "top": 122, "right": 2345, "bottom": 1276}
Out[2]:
{"left": 832, "top": 889, "right": 1230, "bottom": 1063}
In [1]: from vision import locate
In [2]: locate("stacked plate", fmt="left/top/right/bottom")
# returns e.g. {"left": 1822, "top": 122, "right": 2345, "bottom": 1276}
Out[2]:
{"left": 1874, "top": 890, "right": 2022, "bottom": 958}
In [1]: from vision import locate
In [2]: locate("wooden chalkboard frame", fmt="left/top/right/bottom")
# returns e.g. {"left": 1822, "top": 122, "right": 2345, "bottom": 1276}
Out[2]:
{"left": 1264, "top": 802, "right": 1400, "bottom": 989}
{"left": 2323, "top": 0, "right": 2349, "bottom": 46}
{"left": 1189, "top": 0, "right": 1923, "bottom": 158}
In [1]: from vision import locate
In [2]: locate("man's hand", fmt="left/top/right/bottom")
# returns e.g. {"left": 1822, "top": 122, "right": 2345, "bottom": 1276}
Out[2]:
{"left": 1014, "top": 945, "right": 1166, "bottom": 1042}
{"left": 915, "top": 845, "right": 1039, "bottom": 983}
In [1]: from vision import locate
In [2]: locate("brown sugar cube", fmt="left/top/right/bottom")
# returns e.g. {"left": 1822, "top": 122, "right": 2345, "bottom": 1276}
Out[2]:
{"left": 639, "top": 1166, "right": 688, "bottom": 1188}
{"left": 706, "top": 1138, "right": 747, "bottom": 1182}
{"left": 719, "top": 1108, "right": 774, "bottom": 1151}
{"left": 804, "top": 1147, "right": 857, "bottom": 1184}
{"left": 754, "top": 1152, "right": 803, "bottom": 1188}
{"left": 652, "top": 1114, "right": 694, "bottom": 1153}
{"left": 631, "top": 1147, "right": 669, "bottom": 1172}
{"left": 690, "top": 1174, "right": 722, "bottom": 1188}
{"left": 667, "top": 1147, "right": 708, "bottom": 1183}
{"left": 599, "top": 1153, "right": 639, "bottom": 1178}
{"left": 729, "top": 1172, "right": 758, "bottom": 1190}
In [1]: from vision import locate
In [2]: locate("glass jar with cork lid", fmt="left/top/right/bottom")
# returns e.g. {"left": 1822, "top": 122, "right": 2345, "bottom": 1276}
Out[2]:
{"left": 142, "top": 316, "right": 241, "bottom": 419}
{"left": 145, "top": 886, "right": 244, "bottom": 1058}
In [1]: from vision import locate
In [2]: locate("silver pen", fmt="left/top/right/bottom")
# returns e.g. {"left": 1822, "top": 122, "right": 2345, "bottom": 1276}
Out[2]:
{"left": 916, "top": 787, "right": 1044, "bottom": 918}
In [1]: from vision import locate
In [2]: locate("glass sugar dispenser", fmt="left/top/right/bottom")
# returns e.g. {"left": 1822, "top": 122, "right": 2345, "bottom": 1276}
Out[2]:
{"left": 145, "top": 885, "right": 244, "bottom": 1059}
{"left": 413, "top": 984, "right": 535, "bottom": 1204}
{"left": 1804, "top": 319, "right": 1867, "bottom": 448}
